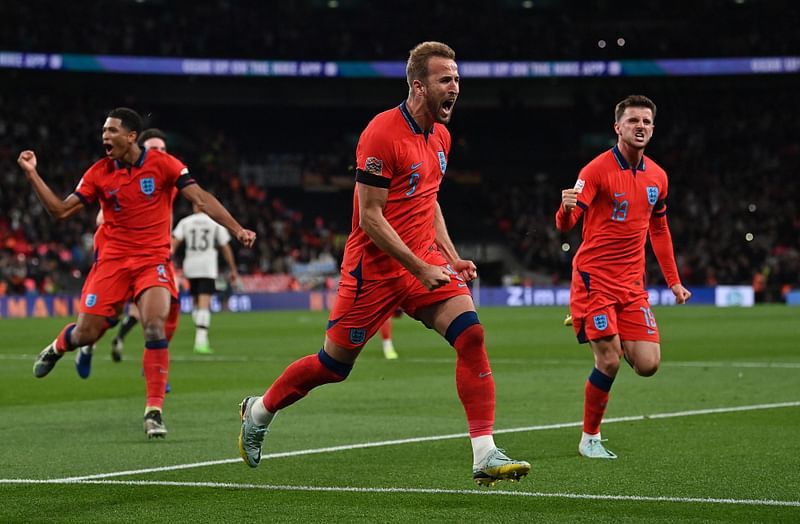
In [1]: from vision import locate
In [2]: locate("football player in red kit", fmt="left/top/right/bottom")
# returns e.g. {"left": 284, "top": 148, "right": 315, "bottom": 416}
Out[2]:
{"left": 556, "top": 95, "right": 691, "bottom": 459}
{"left": 238, "top": 42, "right": 530, "bottom": 486}
{"left": 19, "top": 108, "right": 255, "bottom": 438}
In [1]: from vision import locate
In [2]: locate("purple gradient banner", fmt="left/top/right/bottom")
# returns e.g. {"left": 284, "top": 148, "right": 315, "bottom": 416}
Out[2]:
{"left": 2, "top": 51, "right": 799, "bottom": 78}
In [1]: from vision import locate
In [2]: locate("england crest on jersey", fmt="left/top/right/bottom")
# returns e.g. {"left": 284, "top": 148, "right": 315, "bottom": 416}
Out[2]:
{"left": 140, "top": 177, "right": 155, "bottom": 195}
{"left": 646, "top": 186, "right": 659, "bottom": 205}
{"left": 349, "top": 328, "right": 367, "bottom": 345}
{"left": 593, "top": 314, "right": 608, "bottom": 331}
{"left": 438, "top": 151, "right": 447, "bottom": 174}
{"left": 85, "top": 294, "right": 97, "bottom": 307}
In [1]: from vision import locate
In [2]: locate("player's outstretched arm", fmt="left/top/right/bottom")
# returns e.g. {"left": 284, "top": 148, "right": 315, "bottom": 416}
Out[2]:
{"left": 180, "top": 184, "right": 256, "bottom": 248}
{"left": 358, "top": 183, "right": 450, "bottom": 291}
{"left": 433, "top": 202, "right": 477, "bottom": 282}
{"left": 18, "top": 150, "right": 85, "bottom": 220}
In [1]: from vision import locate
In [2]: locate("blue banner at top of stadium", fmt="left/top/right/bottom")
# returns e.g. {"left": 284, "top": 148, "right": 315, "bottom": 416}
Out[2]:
{"left": 1, "top": 51, "right": 799, "bottom": 78}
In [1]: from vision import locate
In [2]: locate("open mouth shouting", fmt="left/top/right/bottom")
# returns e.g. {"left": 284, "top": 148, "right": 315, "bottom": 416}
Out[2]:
{"left": 439, "top": 97, "right": 457, "bottom": 122}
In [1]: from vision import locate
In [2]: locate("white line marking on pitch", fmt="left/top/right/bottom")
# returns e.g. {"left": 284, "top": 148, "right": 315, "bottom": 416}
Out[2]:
{"left": 0, "top": 479, "right": 797, "bottom": 508}
{"left": 41, "top": 400, "right": 800, "bottom": 482}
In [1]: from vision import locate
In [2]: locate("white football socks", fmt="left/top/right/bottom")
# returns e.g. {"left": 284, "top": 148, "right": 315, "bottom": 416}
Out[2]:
{"left": 471, "top": 435, "right": 496, "bottom": 467}
{"left": 250, "top": 396, "right": 275, "bottom": 427}
{"left": 194, "top": 308, "right": 210, "bottom": 346}
{"left": 581, "top": 431, "right": 601, "bottom": 443}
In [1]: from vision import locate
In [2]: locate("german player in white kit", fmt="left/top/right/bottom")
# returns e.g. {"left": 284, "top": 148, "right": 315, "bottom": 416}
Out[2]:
{"left": 172, "top": 203, "right": 240, "bottom": 353}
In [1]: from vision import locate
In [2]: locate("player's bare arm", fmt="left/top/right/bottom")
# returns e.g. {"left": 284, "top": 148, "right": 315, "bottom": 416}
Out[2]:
{"left": 180, "top": 184, "right": 256, "bottom": 248}
{"left": 18, "top": 150, "right": 85, "bottom": 220}
{"left": 433, "top": 202, "right": 477, "bottom": 282}
{"left": 357, "top": 182, "right": 450, "bottom": 291}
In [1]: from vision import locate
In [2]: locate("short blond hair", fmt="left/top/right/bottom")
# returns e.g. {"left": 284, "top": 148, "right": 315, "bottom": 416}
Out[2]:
{"left": 406, "top": 41, "right": 456, "bottom": 88}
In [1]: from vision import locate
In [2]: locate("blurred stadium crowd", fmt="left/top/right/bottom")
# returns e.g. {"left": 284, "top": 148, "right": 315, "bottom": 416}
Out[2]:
{"left": 1, "top": 1, "right": 797, "bottom": 300}
{"left": 2, "top": 0, "right": 795, "bottom": 60}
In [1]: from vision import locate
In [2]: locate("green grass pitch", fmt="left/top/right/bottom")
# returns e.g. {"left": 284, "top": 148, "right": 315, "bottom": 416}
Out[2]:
{"left": 1, "top": 305, "right": 798, "bottom": 522}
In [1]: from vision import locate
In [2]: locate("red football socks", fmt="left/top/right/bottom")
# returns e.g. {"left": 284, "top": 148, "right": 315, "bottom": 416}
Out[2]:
{"left": 54, "top": 323, "right": 77, "bottom": 353}
{"left": 452, "top": 324, "right": 495, "bottom": 438}
{"left": 583, "top": 380, "right": 610, "bottom": 434}
{"left": 143, "top": 340, "right": 170, "bottom": 409}
{"left": 263, "top": 353, "right": 347, "bottom": 413}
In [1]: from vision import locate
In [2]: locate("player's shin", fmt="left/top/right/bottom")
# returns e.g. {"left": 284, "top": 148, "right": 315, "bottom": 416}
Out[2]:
{"left": 447, "top": 313, "right": 495, "bottom": 436}
{"left": 261, "top": 348, "right": 350, "bottom": 415}
{"left": 193, "top": 308, "right": 210, "bottom": 346}
{"left": 54, "top": 323, "right": 78, "bottom": 353}
{"left": 583, "top": 367, "right": 614, "bottom": 436}
{"left": 143, "top": 339, "right": 170, "bottom": 410}
{"left": 446, "top": 312, "right": 497, "bottom": 464}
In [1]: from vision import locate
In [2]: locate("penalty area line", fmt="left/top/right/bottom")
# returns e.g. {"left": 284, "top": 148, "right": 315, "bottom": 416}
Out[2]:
{"left": 0, "top": 479, "right": 797, "bottom": 508}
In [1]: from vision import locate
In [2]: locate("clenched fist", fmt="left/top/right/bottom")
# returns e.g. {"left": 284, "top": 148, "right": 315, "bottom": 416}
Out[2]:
{"left": 18, "top": 150, "right": 38, "bottom": 174}
{"left": 561, "top": 188, "right": 578, "bottom": 213}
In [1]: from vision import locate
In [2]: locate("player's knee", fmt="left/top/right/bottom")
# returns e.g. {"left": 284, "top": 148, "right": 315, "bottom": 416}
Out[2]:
{"left": 596, "top": 358, "right": 621, "bottom": 377}
{"left": 635, "top": 361, "right": 659, "bottom": 377}
{"left": 445, "top": 311, "right": 483, "bottom": 348}
{"left": 141, "top": 320, "right": 166, "bottom": 341}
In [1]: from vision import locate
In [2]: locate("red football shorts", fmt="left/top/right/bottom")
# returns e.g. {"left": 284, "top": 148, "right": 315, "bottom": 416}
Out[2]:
{"left": 327, "top": 247, "right": 472, "bottom": 349}
{"left": 570, "top": 269, "right": 660, "bottom": 344}
{"left": 79, "top": 255, "right": 178, "bottom": 317}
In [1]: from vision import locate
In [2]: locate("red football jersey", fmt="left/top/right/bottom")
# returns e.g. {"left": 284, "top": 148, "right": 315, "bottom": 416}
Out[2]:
{"left": 559, "top": 145, "right": 669, "bottom": 285}
{"left": 74, "top": 149, "right": 195, "bottom": 260}
{"left": 342, "top": 102, "right": 451, "bottom": 280}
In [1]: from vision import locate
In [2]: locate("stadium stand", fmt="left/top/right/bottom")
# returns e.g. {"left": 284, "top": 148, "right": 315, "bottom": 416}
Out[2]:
{"left": 1, "top": 1, "right": 798, "bottom": 300}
